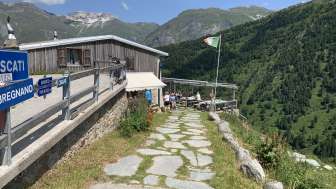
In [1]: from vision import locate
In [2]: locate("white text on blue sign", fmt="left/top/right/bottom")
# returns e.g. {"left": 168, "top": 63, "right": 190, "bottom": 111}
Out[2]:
{"left": 0, "top": 60, "right": 25, "bottom": 73}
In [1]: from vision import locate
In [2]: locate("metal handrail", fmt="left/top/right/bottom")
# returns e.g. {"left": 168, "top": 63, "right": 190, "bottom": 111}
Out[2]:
{"left": 162, "top": 77, "right": 238, "bottom": 90}
{"left": 0, "top": 63, "right": 126, "bottom": 163}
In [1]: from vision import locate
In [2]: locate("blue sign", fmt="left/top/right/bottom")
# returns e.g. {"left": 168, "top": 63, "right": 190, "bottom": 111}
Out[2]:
{"left": 37, "top": 77, "right": 53, "bottom": 97}
{"left": 0, "top": 50, "right": 29, "bottom": 81}
{"left": 0, "top": 79, "right": 34, "bottom": 110}
{"left": 57, "top": 77, "right": 68, "bottom": 88}
{"left": 37, "top": 87, "right": 52, "bottom": 96}
{"left": 38, "top": 77, "right": 52, "bottom": 86}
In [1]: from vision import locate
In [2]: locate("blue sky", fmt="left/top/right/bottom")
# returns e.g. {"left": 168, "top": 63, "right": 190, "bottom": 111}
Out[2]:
{"left": 23, "top": 0, "right": 308, "bottom": 24}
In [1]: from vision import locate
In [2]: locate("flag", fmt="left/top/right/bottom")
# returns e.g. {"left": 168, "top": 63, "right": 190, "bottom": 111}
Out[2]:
{"left": 203, "top": 36, "right": 220, "bottom": 48}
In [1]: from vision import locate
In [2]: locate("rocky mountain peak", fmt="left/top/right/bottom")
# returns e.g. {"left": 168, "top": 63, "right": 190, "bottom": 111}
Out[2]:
{"left": 67, "top": 11, "right": 116, "bottom": 26}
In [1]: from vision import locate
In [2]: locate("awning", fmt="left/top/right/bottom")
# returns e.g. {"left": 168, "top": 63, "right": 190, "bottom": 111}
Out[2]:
{"left": 126, "top": 72, "right": 166, "bottom": 92}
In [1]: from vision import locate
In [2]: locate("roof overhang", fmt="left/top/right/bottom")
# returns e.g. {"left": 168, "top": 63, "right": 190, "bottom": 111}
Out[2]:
{"left": 162, "top": 77, "right": 238, "bottom": 90}
{"left": 126, "top": 72, "right": 166, "bottom": 92}
{"left": 19, "top": 35, "right": 169, "bottom": 57}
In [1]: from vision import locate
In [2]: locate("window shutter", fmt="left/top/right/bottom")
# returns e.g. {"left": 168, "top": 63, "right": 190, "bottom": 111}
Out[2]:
{"left": 57, "top": 48, "right": 67, "bottom": 67}
{"left": 77, "top": 49, "right": 83, "bottom": 65}
{"left": 126, "top": 56, "right": 135, "bottom": 71}
{"left": 83, "top": 49, "right": 91, "bottom": 67}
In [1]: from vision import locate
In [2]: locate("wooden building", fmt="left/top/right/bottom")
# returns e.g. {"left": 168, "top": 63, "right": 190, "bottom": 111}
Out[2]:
{"left": 19, "top": 35, "right": 168, "bottom": 105}
{"left": 18, "top": 35, "right": 168, "bottom": 75}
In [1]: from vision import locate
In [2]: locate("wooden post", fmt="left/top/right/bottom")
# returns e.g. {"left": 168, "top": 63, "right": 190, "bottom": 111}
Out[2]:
{"left": 93, "top": 65, "right": 100, "bottom": 102}
{"left": 109, "top": 67, "right": 113, "bottom": 91}
{"left": 233, "top": 89, "right": 237, "bottom": 109}
{"left": 174, "top": 82, "right": 176, "bottom": 92}
{"left": 62, "top": 71, "right": 71, "bottom": 120}
{"left": 2, "top": 109, "right": 11, "bottom": 165}
{"left": 0, "top": 112, "right": 5, "bottom": 134}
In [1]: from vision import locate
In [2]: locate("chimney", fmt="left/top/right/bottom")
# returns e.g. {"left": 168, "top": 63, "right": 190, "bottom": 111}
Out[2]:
{"left": 53, "top": 30, "right": 58, "bottom": 40}
{"left": 4, "top": 16, "right": 18, "bottom": 49}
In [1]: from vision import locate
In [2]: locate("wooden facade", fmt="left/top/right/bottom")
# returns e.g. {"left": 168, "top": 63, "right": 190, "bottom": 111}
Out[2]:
{"left": 21, "top": 38, "right": 164, "bottom": 76}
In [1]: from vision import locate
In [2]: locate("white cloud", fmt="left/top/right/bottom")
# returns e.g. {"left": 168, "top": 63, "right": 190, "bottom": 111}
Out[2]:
{"left": 23, "top": 0, "right": 66, "bottom": 5}
{"left": 121, "top": 1, "right": 129, "bottom": 11}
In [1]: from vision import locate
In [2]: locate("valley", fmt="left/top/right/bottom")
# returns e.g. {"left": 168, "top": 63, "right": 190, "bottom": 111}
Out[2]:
{"left": 160, "top": 0, "right": 336, "bottom": 162}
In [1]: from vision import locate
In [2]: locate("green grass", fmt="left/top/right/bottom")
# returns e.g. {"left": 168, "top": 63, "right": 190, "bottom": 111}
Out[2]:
{"left": 200, "top": 112, "right": 262, "bottom": 189}
{"left": 29, "top": 112, "right": 170, "bottom": 189}
{"left": 221, "top": 113, "right": 262, "bottom": 152}
{"left": 220, "top": 113, "right": 336, "bottom": 189}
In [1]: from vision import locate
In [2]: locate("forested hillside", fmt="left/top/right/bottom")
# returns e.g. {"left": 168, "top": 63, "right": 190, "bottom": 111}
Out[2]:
{"left": 160, "top": 0, "right": 336, "bottom": 161}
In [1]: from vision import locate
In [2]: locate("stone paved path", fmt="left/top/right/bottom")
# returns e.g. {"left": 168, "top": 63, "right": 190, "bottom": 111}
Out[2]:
{"left": 91, "top": 109, "right": 215, "bottom": 189}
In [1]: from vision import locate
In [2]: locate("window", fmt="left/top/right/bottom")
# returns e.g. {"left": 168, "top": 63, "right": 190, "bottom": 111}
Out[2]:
{"left": 67, "top": 48, "right": 82, "bottom": 65}
{"left": 57, "top": 48, "right": 67, "bottom": 67}
{"left": 57, "top": 48, "right": 91, "bottom": 67}
{"left": 125, "top": 56, "right": 135, "bottom": 71}
{"left": 83, "top": 49, "right": 91, "bottom": 66}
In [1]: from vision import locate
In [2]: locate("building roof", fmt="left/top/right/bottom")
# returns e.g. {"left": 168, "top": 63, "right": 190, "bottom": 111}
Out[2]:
{"left": 126, "top": 72, "right": 166, "bottom": 92}
{"left": 19, "top": 35, "right": 168, "bottom": 57}
{"left": 162, "top": 77, "right": 238, "bottom": 90}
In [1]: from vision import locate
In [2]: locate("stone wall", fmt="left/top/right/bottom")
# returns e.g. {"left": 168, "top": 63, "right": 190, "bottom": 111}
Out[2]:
{"left": 5, "top": 92, "right": 128, "bottom": 189}
{"left": 208, "top": 112, "right": 284, "bottom": 189}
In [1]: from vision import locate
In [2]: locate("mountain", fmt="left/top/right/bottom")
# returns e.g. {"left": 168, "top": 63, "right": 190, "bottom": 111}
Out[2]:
{"left": 67, "top": 12, "right": 159, "bottom": 42}
{"left": 0, "top": 2, "right": 159, "bottom": 44}
{"left": 66, "top": 11, "right": 117, "bottom": 25}
{"left": 72, "top": 20, "right": 159, "bottom": 42}
{"left": 0, "top": 2, "right": 76, "bottom": 43}
{"left": 0, "top": 2, "right": 270, "bottom": 46}
{"left": 160, "top": 0, "right": 336, "bottom": 161}
{"left": 144, "top": 6, "right": 272, "bottom": 47}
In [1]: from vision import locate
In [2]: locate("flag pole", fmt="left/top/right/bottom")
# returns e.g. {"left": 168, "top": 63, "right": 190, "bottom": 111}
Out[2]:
{"left": 213, "top": 34, "right": 221, "bottom": 112}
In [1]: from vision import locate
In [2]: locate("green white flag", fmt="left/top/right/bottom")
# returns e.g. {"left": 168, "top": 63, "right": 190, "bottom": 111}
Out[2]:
{"left": 203, "top": 36, "right": 220, "bottom": 48}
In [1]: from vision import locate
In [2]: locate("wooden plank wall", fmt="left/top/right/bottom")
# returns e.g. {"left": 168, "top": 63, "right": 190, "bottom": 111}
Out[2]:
{"left": 27, "top": 39, "right": 161, "bottom": 76}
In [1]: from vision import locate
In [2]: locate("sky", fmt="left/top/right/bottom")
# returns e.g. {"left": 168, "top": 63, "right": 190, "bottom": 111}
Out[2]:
{"left": 17, "top": 0, "right": 309, "bottom": 24}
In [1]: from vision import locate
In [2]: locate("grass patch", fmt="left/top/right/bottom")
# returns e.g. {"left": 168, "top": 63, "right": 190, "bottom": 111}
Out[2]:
{"left": 221, "top": 113, "right": 262, "bottom": 151}
{"left": 200, "top": 112, "right": 262, "bottom": 189}
{"left": 220, "top": 113, "right": 336, "bottom": 189}
{"left": 29, "top": 112, "right": 169, "bottom": 189}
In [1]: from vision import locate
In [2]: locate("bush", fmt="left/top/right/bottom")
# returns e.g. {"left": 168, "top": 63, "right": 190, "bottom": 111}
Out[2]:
{"left": 256, "top": 133, "right": 285, "bottom": 169}
{"left": 274, "top": 155, "right": 326, "bottom": 189}
{"left": 119, "top": 98, "right": 149, "bottom": 137}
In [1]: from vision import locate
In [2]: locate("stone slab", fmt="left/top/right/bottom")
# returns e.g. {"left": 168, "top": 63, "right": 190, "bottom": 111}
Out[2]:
{"left": 181, "top": 150, "right": 197, "bottom": 166}
{"left": 182, "top": 131, "right": 201, "bottom": 136}
{"left": 164, "top": 141, "right": 187, "bottom": 149}
{"left": 187, "top": 129, "right": 204, "bottom": 134}
{"left": 197, "top": 153, "right": 213, "bottom": 167}
{"left": 165, "top": 177, "right": 214, "bottom": 189}
{"left": 184, "top": 140, "right": 211, "bottom": 148}
{"left": 137, "top": 149, "right": 171, "bottom": 156}
{"left": 190, "top": 136, "right": 207, "bottom": 140}
{"left": 157, "top": 128, "right": 180, "bottom": 134}
{"left": 190, "top": 171, "right": 215, "bottom": 181}
{"left": 168, "top": 134, "right": 186, "bottom": 140}
{"left": 147, "top": 156, "right": 183, "bottom": 177}
{"left": 198, "top": 148, "right": 213, "bottom": 155}
{"left": 149, "top": 133, "right": 166, "bottom": 140}
{"left": 162, "top": 124, "right": 180, "bottom": 129}
{"left": 144, "top": 175, "right": 160, "bottom": 186}
{"left": 185, "top": 123, "right": 204, "bottom": 128}
{"left": 104, "top": 155, "right": 143, "bottom": 176}
{"left": 90, "top": 183, "right": 165, "bottom": 189}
